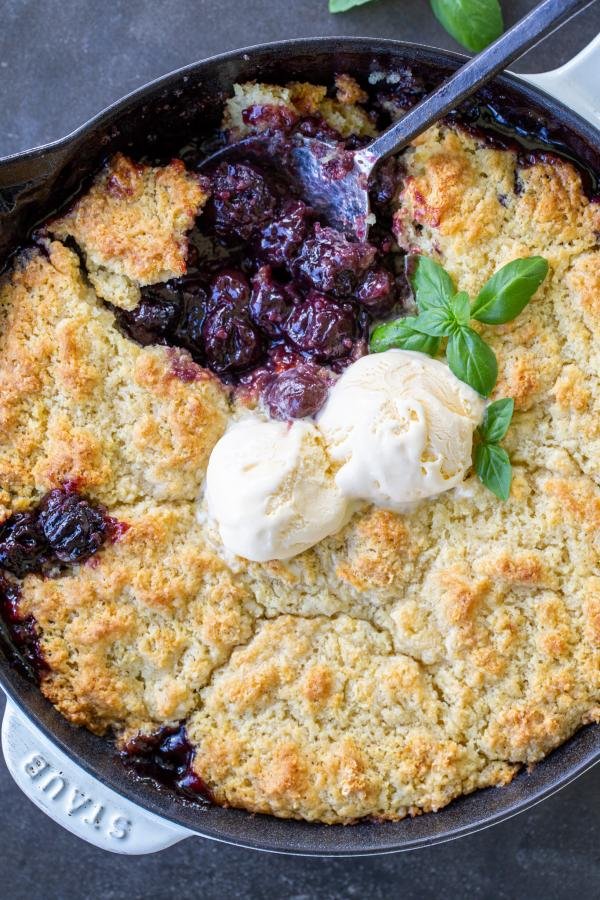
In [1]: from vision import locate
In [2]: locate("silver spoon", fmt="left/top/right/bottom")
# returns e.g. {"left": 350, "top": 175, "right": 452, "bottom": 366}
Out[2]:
{"left": 200, "top": 0, "right": 596, "bottom": 240}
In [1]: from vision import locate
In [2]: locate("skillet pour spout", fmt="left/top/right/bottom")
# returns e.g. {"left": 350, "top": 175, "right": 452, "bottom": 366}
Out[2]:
{"left": 0, "top": 36, "right": 599, "bottom": 856}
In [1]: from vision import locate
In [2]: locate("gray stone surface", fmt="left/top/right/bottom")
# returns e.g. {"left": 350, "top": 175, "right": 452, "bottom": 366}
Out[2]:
{"left": 1, "top": 1, "right": 599, "bottom": 897}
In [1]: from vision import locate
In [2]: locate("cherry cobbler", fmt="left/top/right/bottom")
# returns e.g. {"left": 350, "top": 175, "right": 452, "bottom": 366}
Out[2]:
{"left": 0, "top": 72, "right": 598, "bottom": 823}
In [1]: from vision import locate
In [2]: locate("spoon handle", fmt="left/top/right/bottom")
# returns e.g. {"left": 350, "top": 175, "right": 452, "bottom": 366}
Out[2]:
{"left": 363, "top": 0, "right": 598, "bottom": 163}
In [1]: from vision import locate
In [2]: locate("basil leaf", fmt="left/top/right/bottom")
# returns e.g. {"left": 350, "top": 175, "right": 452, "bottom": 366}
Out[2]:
{"left": 370, "top": 316, "right": 442, "bottom": 356}
{"left": 447, "top": 326, "right": 498, "bottom": 396}
{"left": 480, "top": 398, "right": 514, "bottom": 443}
{"left": 430, "top": 0, "right": 504, "bottom": 52}
{"left": 414, "top": 291, "right": 470, "bottom": 336}
{"left": 474, "top": 442, "right": 512, "bottom": 500}
{"left": 413, "top": 307, "right": 456, "bottom": 337}
{"left": 449, "top": 291, "right": 471, "bottom": 327}
{"left": 471, "top": 256, "right": 549, "bottom": 325}
{"left": 329, "top": 0, "right": 375, "bottom": 10}
{"left": 410, "top": 256, "right": 455, "bottom": 311}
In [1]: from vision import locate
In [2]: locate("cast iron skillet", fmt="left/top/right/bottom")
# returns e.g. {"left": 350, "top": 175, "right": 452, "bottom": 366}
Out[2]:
{"left": 0, "top": 37, "right": 599, "bottom": 856}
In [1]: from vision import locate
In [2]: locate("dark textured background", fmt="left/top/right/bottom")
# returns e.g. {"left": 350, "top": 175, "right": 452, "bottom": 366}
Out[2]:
{"left": 1, "top": 1, "right": 599, "bottom": 897}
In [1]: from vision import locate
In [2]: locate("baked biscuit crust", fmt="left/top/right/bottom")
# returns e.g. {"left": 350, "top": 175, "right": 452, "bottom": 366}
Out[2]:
{"left": 0, "top": 83, "right": 598, "bottom": 824}
{"left": 0, "top": 240, "right": 228, "bottom": 516}
{"left": 49, "top": 153, "right": 209, "bottom": 310}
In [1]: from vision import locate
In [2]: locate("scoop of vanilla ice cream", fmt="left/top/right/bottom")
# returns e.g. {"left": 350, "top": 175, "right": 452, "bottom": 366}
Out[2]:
{"left": 205, "top": 416, "right": 350, "bottom": 562}
{"left": 318, "top": 349, "right": 485, "bottom": 510}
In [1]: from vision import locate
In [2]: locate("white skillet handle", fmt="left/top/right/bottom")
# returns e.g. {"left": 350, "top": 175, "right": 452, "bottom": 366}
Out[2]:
{"left": 516, "top": 33, "right": 600, "bottom": 129}
{"left": 1, "top": 698, "right": 194, "bottom": 854}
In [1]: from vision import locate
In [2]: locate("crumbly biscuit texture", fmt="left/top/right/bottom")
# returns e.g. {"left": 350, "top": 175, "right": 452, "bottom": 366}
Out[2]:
{"left": 0, "top": 240, "right": 228, "bottom": 516}
{"left": 20, "top": 501, "right": 259, "bottom": 737}
{"left": 188, "top": 614, "right": 517, "bottom": 823}
{"left": 3, "top": 105, "right": 600, "bottom": 824}
{"left": 49, "top": 153, "right": 209, "bottom": 309}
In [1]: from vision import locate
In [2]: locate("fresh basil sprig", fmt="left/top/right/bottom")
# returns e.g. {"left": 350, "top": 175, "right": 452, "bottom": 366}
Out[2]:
{"left": 430, "top": 0, "right": 504, "bottom": 52}
{"left": 474, "top": 398, "right": 514, "bottom": 500}
{"left": 371, "top": 254, "right": 548, "bottom": 397}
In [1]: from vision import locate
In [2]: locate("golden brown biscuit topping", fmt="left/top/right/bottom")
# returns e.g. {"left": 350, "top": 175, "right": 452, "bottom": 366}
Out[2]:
{"left": 0, "top": 74, "right": 598, "bottom": 824}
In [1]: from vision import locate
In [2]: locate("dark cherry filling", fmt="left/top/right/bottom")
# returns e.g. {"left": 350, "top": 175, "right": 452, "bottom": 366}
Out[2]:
{"left": 115, "top": 287, "right": 180, "bottom": 347}
{"left": 103, "top": 93, "right": 413, "bottom": 410}
{"left": 283, "top": 291, "right": 356, "bottom": 362}
{"left": 212, "top": 161, "right": 278, "bottom": 240}
{"left": 238, "top": 343, "right": 307, "bottom": 394}
{"left": 202, "top": 303, "right": 265, "bottom": 374}
{"left": 294, "top": 115, "right": 342, "bottom": 143}
{"left": 209, "top": 268, "right": 250, "bottom": 311}
{"left": 0, "top": 575, "right": 47, "bottom": 679}
{"left": 370, "top": 156, "right": 404, "bottom": 211}
{"left": 249, "top": 266, "right": 297, "bottom": 337}
{"left": 38, "top": 489, "right": 108, "bottom": 564}
{"left": 0, "top": 487, "right": 111, "bottom": 576}
{"left": 356, "top": 267, "right": 397, "bottom": 316}
{"left": 172, "top": 279, "right": 208, "bottom": 356}
{"left": 200, "top": 268, "right": 266, "bottom": 372}
{"left": 256, "top": 199, "right": 312, "bottom": 266}
{"left": 242, "top": 103, "right": 298, "bottom": 132}
{"left": 263, "top": 362, "right": 330, "bottom": 420}
{"left": 121, "top": 723, "right": 213, "bottom": 803}
{"left": 291, "top": 224, "right": 376, "bottom": 297}
{"left": 0, "top": 511, "right": 48, "bottom": 577}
